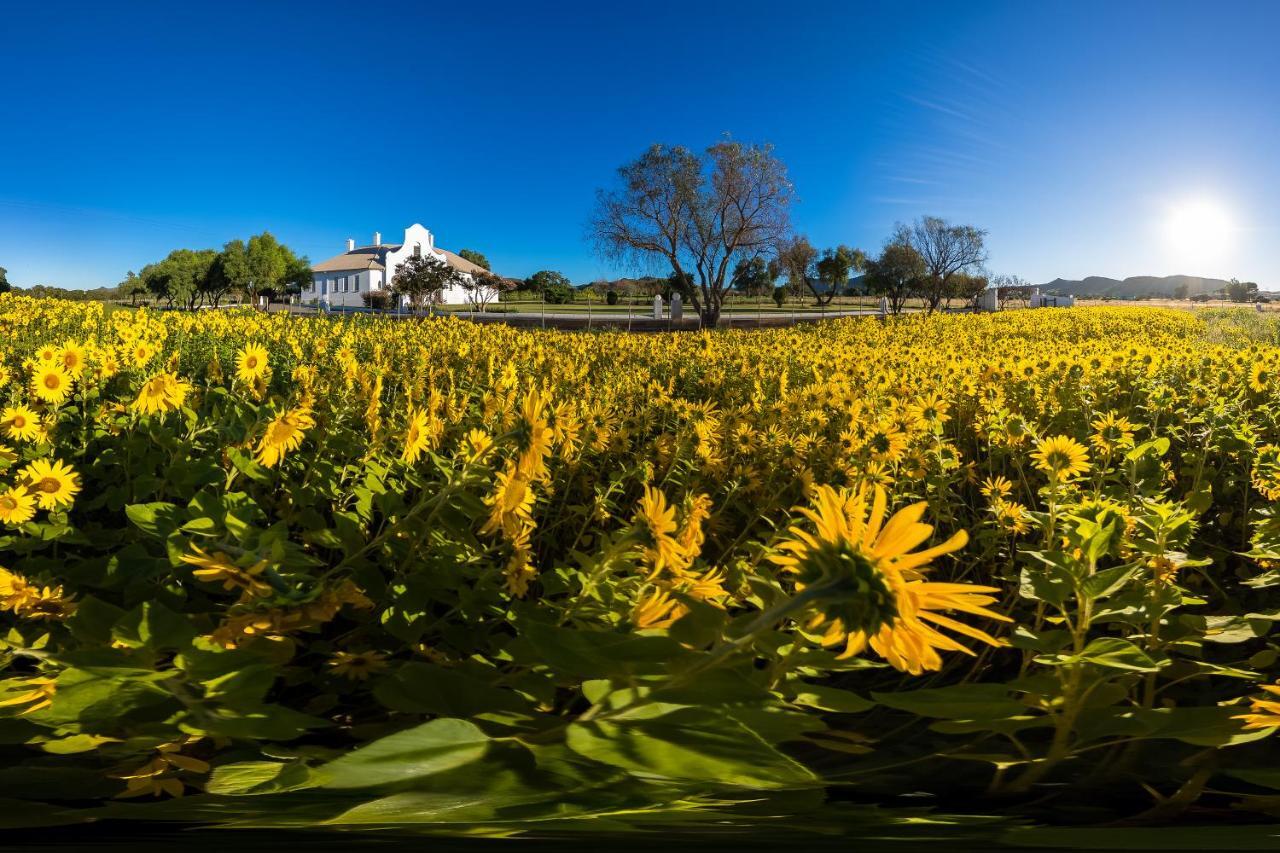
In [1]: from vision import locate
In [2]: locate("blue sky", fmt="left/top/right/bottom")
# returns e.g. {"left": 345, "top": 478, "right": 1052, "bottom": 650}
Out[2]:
{"left": 2, "top": 0, "right": 1278, "bottom": 289}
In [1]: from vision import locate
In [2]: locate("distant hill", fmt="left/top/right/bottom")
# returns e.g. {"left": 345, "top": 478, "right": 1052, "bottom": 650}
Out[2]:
{"left": 1038, "top": 275, "right": 1233, "bottom": 299}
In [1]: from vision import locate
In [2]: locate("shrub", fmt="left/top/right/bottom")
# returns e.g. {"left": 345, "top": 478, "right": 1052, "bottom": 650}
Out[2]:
{"left": 606, "top": 290, "right": 619, "bottom": 306}
{"left": 544, "top": 283, "right": 575, "bottom": 304}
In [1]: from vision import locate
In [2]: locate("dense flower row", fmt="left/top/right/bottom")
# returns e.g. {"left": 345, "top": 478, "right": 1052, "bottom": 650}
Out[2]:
{"left": 2, "top": 294, "right": 1280, "bottom": 830}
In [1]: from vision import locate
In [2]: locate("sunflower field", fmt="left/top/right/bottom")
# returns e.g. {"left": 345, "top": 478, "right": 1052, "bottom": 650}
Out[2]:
{"left": 5, "top": 294, "right": 1280, "bottom": 842}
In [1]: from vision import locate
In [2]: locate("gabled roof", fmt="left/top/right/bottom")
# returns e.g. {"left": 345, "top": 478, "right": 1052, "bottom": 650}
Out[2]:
{"left": 312, "top": 247, "right": 391, "bottom": 273}
{"left": 311, "top": 244, "right": 492, "bottom": 276}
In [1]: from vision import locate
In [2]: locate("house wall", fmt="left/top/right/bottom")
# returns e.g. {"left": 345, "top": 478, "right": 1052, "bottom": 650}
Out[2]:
{"left": 305, "top": 269, "right": 371, "bottom": 308}
{"left": 302, "top": 224, "right": 498, "bottom": 309}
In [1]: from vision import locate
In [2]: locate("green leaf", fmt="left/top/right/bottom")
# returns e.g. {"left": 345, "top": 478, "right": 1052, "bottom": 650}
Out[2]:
{"left": 1131, "top": 706, "right": 1272, "bottom": 747}
{"left": 1082, "top": 563, "right": 1141, "bottom": 601}
{"left": 39, "top": 733, "right": 120, "bottom": 754}
{"left": 181, "top": 704, "right": 327, "bottom": 740}
{"left": 111, "top": 601, "right": 196, "bottom": 650}
{"left": 509, "top": 622, "right": 697, "bottom": 679}
{"left": 64, "top": 596, "right": 126, "bottom": 646}
{"left": 318, "top": 718, "right": 490, "bottom": 789}
{"left": 565, "top": 708, "right": 815, "bottom": 788}
{"left": 1041, "top": 637, "right": 1162, "bottom": 672}
{"left": 124, "top": 502, "right": 181, "bottom": 538}
{"left": 372, "top": 662, "right": 531, "bottom": 717}
{"left": 872, "top": 684, "right": 1025, "bottom": 720}
{"left": 1019, "top": 559, "right": 1075, "bottom": 606}
{"left": 206, "top": 760, "right": 317, "bottom": 795}
{"left": 227, "top": 448, "right": 272, "bottom": 483}
{"left": 788, "top": 681, "right": 874, "bottom": 713}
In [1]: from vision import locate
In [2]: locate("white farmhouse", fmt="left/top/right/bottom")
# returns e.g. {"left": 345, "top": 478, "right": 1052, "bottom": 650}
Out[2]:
{"left": 303, "top": 224, "right": 493, "bottom": 308}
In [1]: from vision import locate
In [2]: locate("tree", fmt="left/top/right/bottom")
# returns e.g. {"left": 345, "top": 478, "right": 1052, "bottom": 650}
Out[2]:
{"left": 460, "top": 269, "right": 510, "bottom": 312}
{"left": 1225, "top": 278, "right": 1259, "bottom": 303}
{"left": 991, "top": 274, "right": 1031, "bottom": 309}
{"left": 215, "top": 239, "right": 251, "bottom": 305}
{"left": 730, "top": 256, "right": 775, "bottom": 298}
{"left": 458, "top": 249, "right": 491, "bottom": 271}
{"left": 0, "top": 266, "right": 9, "bottom": 294}
{"left": 949, "top": 271, "right": 990, "bottom": 310}
{"left": 863, "top": 242, "right": 926, "bottom": 315}
{"left": 1173, "top": 281, "right": 1190, "bottom": 300}
{"left": 140, "top": 249, "right": 217, "bottom": 309}
{"left": 590, "top": 139, "right": 793, "bottom": 326}
{"left": 524, "top": 270, "right": 571, "bottom": 295}
{"left": 245, "top": 232, "right": 288, "bottom": 307}
{"left": 813, "top": 245, "right": 866, "bottom": 306}
{"left": 391, "top": 253, "right": 459, "bottom": 312}
{"left": 119, "top": 270, "right": 147, "bottom": 305}
{"left": 774, "top": 235, "right": 817, "bottom": 300}
{"left": 892, "top": 216, "right": 987, "bottom": 313}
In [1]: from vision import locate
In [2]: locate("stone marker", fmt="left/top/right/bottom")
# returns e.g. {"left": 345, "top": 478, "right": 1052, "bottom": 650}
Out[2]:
{"left": 671, "top": 293, "right": 683, "bottom": 322}
{"left": 653, "top": 294, "right": 663, "bottom": 320}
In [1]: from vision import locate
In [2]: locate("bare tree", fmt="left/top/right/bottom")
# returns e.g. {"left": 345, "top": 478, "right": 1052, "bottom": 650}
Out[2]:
{"left": 460, "top": 269, "right": 511, "bottom": 312}
{"left": 590, "top": 140, "right": 793, "bottom": 326}
{"left": 863, "top": 242, "right": 926, "bottom": 315}
{"left": 892, "top": 216, "right": 987, "bottom": 313}
{"left": 774, "top": 235, "right": 816, "bottom": 300}
{"left": 991, "top": 274, "right": 1031, "bottom": 309}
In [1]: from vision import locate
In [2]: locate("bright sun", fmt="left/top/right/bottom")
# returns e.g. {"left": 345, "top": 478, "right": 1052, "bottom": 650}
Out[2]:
{"left": 1163, "top": 198, "right": 1236, "bottom": 272}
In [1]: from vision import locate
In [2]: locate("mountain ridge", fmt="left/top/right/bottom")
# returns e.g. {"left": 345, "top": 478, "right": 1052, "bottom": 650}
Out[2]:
{"left": 1037, "top": 274, "right": 1240, "bottom": 298}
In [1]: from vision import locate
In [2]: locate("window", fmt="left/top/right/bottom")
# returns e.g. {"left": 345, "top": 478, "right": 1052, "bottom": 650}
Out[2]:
{"left": 354, "top": 275, "right": 360, "bottom": 292}
{"left": 413, "top": 243, "right": 422, "bottom": 257}
{"left": 341, "top": 276, "right": 348, "bottom": 292}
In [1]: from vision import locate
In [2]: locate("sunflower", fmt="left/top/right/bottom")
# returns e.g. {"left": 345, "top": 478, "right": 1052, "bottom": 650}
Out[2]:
{"left": 980, "top": 475, "right": 1013, "bottom": 500}
{"left": 481, "top": 464, "right": 535, "bottom": 539}
{"left": 772, "top": 485, "right": 1009, "bottom": 674}
{"left": 0, "top": 487, "right": 36, "bottom": 525}
{"left": 30, "top": 364, "right": 72, "bottom": 405}
{"left": 0, "top": 676, "right": 56, "bottom": 715}
{"left": 1031, "top": 435, "right": 1090, "bottom": 481}
{"left": 1250, "top": 362, "right": 1272, "bottom": 394}
{"left": 634, "top": 485, "right": 687, "bottom": 576}
{"left": 180, "top": 545, "right": 273, "bottom": 598}
{"left": 1090, "top": 411, "right": 1136, "bottom": 454}
{"left": 18, "top": 459, "right": 80, "bottom": 510}
{"left": 401, "top": 407, "right": 432, "bottom": 464}
{"left": 58, "top": 340, "right": 87, "bottom": 375}
{"left": 130, "top": 341, "right": 157, "bottom": 368}
{"left": 255, "top": 406, "right": 315, "bottom": 468}
{"left": 1, "top": 405, "right": 41, "bottom": 443}
{"left": 235, "top": 344, "right": 270, "bottom": 383}
{"left": 328, "top": 650, "right": 389, "bottom": 680}
{"left": 132, "top": 372, "right": 192, "bottom": 415}
{"left": 1235, "top": 683, "right": 1280, "bottom": 730}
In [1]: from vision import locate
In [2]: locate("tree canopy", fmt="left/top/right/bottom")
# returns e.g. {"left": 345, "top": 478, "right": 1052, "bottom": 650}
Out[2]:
{"left": 892, "top": 216, "right": 987, "bottom": 313}
{"left": 458, "top": 249, "right": 491, "bottom": 271}
{"left": 391, "top": 254, "right": 460, "bottom": 312}
{"left": 589, "top": 139, "right": 793, "bottom": 325}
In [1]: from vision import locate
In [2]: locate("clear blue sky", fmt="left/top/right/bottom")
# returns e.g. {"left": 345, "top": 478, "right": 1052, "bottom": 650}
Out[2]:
{"left": 2, "top": 0, "right": 1278, "bottom": 289}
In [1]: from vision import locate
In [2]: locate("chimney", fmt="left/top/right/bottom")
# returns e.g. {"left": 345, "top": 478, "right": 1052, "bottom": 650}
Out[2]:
{"left": 374, "top": 231, "right": 382, "bottom": 247}
{"left": 346, "top": 238, "right": 355, "bottom": 252}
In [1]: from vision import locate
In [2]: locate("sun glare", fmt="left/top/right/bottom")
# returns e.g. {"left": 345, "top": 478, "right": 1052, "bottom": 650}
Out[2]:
{"left": 1163, "top": 198, "right": 1236, "bottom": 272}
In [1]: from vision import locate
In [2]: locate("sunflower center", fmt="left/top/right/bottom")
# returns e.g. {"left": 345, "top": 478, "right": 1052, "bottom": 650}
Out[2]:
{"left": 37, "top": 477, "right": 60, "bottom": 494}
{"left": 44, "top": 375, "right": 61, "bottom": 389}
